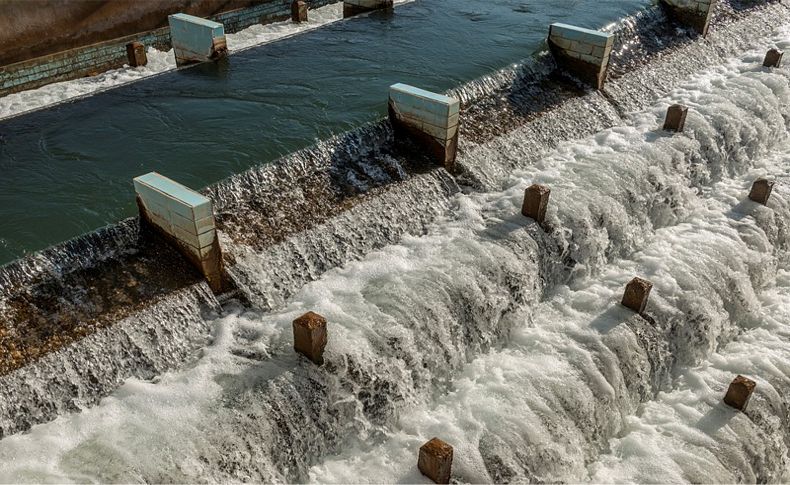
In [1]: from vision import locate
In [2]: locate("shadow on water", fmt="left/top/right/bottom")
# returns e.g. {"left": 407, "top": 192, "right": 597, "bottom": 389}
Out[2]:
{"left": 590, "top": 305, "right": 634, "bottom": 334}
{"left": 696, "top": 401, "right": 738, "bottom": 436}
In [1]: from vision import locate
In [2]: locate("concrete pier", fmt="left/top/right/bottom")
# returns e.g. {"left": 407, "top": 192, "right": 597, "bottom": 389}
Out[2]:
{"left": 292, "top": 1, "right": 308, "bottom": 23}
{"left": 622, "top": 277, "right": 653, "bottom": 314}
{"left": 343, "top": 0, "right": 393, "bottom": 18}
{"left": 724, "top": 375, "right": 756, "bottom": 411}
{"left": 663, "top": 104, "right": 688, "bottom": 132}
{"left": 522, "top": 184, "right": 551, "bottom": 224}
{"left": 418, "top": 437, "right": 453, "bottom": 484}
{"left": 125, "top": 41, "right": 147, "bottom": 67}
{"left": 293, "top": 312, "right": 328, "bottom": 365}
{"left": 548, "top": 23, "right": 614, "bottom": 90}
{"left": 389, "top": 83, "right": 461, "bottom": 171}
{"left": 661, "top": 0, "right": 716, "bottom": 36}
{"left": 748, "top": 178, "right": 774, "bottom": 205}
{"left": 764, "top": 48, "right": 783, "bottom": 68}
{"left": 133, "top": 172, "right": 225, "bottom": 293}
{"left": 168, "top": 13, "right": 227, "bottom": 66}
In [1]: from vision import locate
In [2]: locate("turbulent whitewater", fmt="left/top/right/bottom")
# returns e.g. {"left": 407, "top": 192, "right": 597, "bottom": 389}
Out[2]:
{"left": 0, "top": 0, "right": 789, "bottom": 483}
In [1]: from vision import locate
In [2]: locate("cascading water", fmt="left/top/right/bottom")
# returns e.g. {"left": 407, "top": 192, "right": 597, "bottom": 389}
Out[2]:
{"left": 1, "top": 0, "right": 790, "bottom": 482}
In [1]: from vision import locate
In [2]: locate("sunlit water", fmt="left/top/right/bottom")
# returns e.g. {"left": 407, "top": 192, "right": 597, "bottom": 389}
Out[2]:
{"left": 0, "top": 0, "right": 651, "bottom": 265}
{"left": 0, "top": 18, "right": 789, "bottom": 481}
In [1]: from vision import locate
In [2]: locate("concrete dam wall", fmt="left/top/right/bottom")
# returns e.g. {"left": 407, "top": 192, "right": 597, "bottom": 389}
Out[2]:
{"left": 0, "top": 0, "right": 264, "bottom": 66}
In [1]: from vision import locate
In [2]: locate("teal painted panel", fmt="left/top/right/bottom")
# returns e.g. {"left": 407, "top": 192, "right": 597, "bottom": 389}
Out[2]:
{"left": 390, "top": 83, "right": 459, "bottom": 113}
{"left": 170, "top": 12, "right": 224, "bottom": 30}
{"left": 133, "top": 172, "right": 213, "bottom": 220}
{"left": 550, "top": 23, "right": 613, "bottom": 47}
{"left": 168, "top": 13, "right": 225, "bottom": 62}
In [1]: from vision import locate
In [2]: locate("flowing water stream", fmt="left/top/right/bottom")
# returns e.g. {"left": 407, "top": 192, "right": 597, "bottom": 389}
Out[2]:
{"left": 0, "top": 0, "right": 789, "bottom": 482}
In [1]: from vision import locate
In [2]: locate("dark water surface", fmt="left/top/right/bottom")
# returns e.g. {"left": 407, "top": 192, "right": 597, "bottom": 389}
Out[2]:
{"left": 0, "top": 0, "right": 651, "bottom": 265}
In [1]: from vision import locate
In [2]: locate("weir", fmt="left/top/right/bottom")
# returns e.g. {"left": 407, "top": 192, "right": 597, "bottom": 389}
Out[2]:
{"left": 1, "top": 0, "right": 790, "bottom": 481}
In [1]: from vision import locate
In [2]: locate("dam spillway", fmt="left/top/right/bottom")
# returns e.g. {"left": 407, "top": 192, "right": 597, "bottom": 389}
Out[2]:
{"left": 1, "top": 0, "right": 790, "bottom": 482}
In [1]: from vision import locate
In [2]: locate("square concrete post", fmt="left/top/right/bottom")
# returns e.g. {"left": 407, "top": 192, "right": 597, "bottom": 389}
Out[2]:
{"left": 343, "top": 0, "right": 394, "bottom": 18}
{"left": 622, "top": 277, "right": 652, "bottom": 314}
{"left": 548, "top": 23, "right": 614, "bottom": 90}
{"left": 292, "top": 1, "right": 308, "bottom": 22}
{"left": 661, "top": 0, "right": 717, "bottom": 37}
{"left": 522, "top": 184, "right": 551, "bottom": 224}
{"left": 389, "top": 83, "right": 460, "bottom": 171}
{"left": 663, "top": 104, "right": 688, "bottom": 132}
{"left": 126, "top": 41, "right": 148, "bottom": 67}
{"left": 748, "top": 178, "right": 774, "bottom": 205}
{"left": 764, "top": 48, "right": 783, "bottom": 68}
{"left": 168, "top": 13, "right": 228, "bottom": 67}
{"left": 418, "top": 437, "right": 453, "bottom": 484}
{"left": 723, "top": 375, "right": 756, "bottom": 412}
{"left": 133, "top": 172, "right": 225, "bottom": 293}
{"left": 293, "top": 312, "right": 328, "bottom": 365}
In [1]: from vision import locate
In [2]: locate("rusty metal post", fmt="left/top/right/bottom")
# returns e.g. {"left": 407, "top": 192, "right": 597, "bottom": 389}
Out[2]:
{"left": 293, "top": 312, "right": 328, "bottom": 365}
{"left": 418, "top": 437, "right": 453, "bottom": 484}
{"left": 622, "top": 277, "right": 653, "bottom": 314}
{"left": 663, "top": 104, "right": 688, "bottom": 132}
{"left": 748, "top": 178, "right": 774, "bottom": 205}
{"left": 125, "top": 41, "right": 147, "bottom": 67}
{"left": 723, "top": 375, "right": 756, "bottom": 411}
{"left": 521, "top": 184, "right": 551, "bottom": 224}
{"left": 291, "top": 0, "right": 308, "bottom": 22}
{"left": 763, "top": 48, "right": 783, "bottom": 68}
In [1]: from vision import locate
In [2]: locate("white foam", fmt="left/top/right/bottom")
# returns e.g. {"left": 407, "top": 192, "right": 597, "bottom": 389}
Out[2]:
{"left": 0, "top": 12, "right": 788, "bottom": 484}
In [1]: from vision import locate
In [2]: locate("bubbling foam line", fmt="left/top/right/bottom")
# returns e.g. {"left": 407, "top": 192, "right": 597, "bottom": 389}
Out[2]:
{"left": 307, "top": 151, "right": 790, "bottom": 484}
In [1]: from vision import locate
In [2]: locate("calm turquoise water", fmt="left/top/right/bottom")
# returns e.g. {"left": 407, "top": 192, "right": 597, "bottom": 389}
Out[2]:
{"left": 0, "top": 0, "right": 651, "bottom": 265}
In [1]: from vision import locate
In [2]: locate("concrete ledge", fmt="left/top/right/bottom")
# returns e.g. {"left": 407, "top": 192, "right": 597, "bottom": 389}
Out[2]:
{"left": 343, "top": 0, "right": 393, "bottom": 18}
{"left": 168, "top": 13, "right": 227, "bottom": 66}
{"left": 0, "top": 1, "right": 341, "bottom": 99}
{"left": 661, "top": 0, "right": 716, "bottom": 36}
{"left": 388, "top": 83, "right": 460, "bottom": 170}
{"left": 133, "top": 172, "right": 225, "bottom": 293}
{"left": 548, "top": 23, "right": 614, "bottom": 89}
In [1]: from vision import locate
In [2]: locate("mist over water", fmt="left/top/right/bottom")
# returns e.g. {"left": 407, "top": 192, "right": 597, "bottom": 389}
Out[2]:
{"left": 1, "top": 4, "right": 789, "bottom": 480}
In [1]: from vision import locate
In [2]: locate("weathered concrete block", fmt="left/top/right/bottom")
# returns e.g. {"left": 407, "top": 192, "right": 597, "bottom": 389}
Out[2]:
{"left": 125, "top": 41, "right": 147, "bottom": 67}
{"left": 343, "top": 0, "right": 393, "bottom": 18}
{"left": 661, "top": 0, "right": 716, "bottom": 36}
{"left": 168, "top": 13, "right": 228, "bottom": 67}
{"left": 763, "top": 48, "right": 783, "bottom": 68}
{"left": 418, "top": 437, "right": 453, "bottom": 484}
{"left": 133, "top": 172, "right": 225, "bottom": 293}
{"left": 548, "top": 23, "right": 614, "bottom": 89}
{"left": 748, "top": 178, "right": 774, "bottom": 205}
{"left": 663, "top": 104, "right": 688, "bottom": 132}
{"left": 389, "top": 83, "right": 460, "bottom": 171}
{"left": 522, "top": 184, "right": 551, "bottom": 224}
{"left": 622, "top": 277, "right": 653, "bottom": 314}
{"left": 293, "top": 311, "right": 328, "bottom": 365}
{"left": 724, "top": 375, "right": 756, "bottom": 411}
{"left": 292, "top": 0, "right": 308, "bottom": 22}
